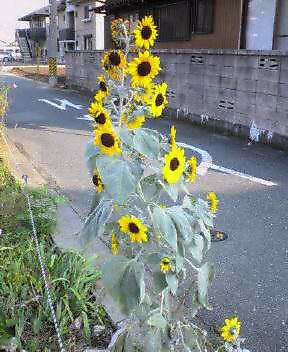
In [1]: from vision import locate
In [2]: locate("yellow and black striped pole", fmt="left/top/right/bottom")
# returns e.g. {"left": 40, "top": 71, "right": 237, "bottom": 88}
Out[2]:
{"left": 48, "top": 0, "right": 58, "bottom": 87}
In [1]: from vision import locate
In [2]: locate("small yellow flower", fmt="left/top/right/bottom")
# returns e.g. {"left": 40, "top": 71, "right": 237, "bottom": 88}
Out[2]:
{"left": 162, "top": 146, "right": 185, "bottom": 184}
{"left": 123, "top": 114, "right": 145, "bottom": 129}
{"left": 101, "top": 50, "right": 126, "bottom": 81}
{"left": 93, "top": 106, "right": 113, "bottom": 128}
{"left": 94, "top": 75, "right": 109, "bottom": 102}
{"left": 134, "top": 16, "right": 158, "bottom": 49}
{"left": 221, "top": 317, "right": 241, "bottom": 342}
{"left": 207, "top": 192, "right": 219, "bottom": 214}
{"left": 170, "top": 125, "right": 176, "bottom": 147}
{"left": 88, "top": 101, "right": 102, "bottom": 118}
{"left": 127, "top": 51, "right": 161, "bottom": 87}
{"left": 92, "top": 169, "right": 104, "bottom": 193}
{"left": 111, "top": 233, "right": 120, "bottom": 255}
{"left": 187, "top": 156, "right": 197, "bottom": 183}
{"left": 94, "top": 126, "right": 121, "bottom": 156}
{"left": 148, "top": 82, "right": 168, "bottom": 117}
{"left": 118, "top": 215, "right": 148, "bottom": 243}
{"left": 160, "top": 257, "right": 171, "bottom": 272}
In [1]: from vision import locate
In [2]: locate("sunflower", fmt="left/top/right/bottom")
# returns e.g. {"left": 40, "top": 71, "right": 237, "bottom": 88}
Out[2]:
{"left": 111, "top": 233, "right": 120, "bottom": 255}
{"left": 207, "top": 192, "right": 219, "bottom": 214}
{"left": 93, "top": 106, "right": 112, "bottom": 128}
{"left": 127, "top": 51, "right": 160, "bottom": 87}
{"left": 92, "top": 169, "right": 104, "bottom": 193}
{"left": 160, "top": 257, "right": 171, "bottom": 272}
{"left": 101, "top": 50, "right": 126, "bottom": 81}
{"left": 170, "top": 125, "right": 176, "bottom": 147}
{"left": 134, "top": 16, "right": 158, "bottom": 49}
{"left": 149, "top": 82, "right": 168, "bottom": 117}
{"left": 187, "top": 156, "right": 197, "bottom": 183}
{"left": 162, "top": 146, "right": 185, "bottom": 184}
{"left": 118, "top": 215, "right": 148, "bottom": 243}
{"left": 134, "top": 84, "right": 153, "bottom": 104}
{"left": 94, "top": 75, "right": 109, "bottom": 102}
{"left": 88, "top": 101, "right": 102, "bottom": 118}
{"left": 220, "top": 317, "right": 241, "bottom": 342}
{"left": 94, "top": 125, "right": 121, "bottom": 156}
{"left": 123, "top": 114, "right": 145, "bottom": 129}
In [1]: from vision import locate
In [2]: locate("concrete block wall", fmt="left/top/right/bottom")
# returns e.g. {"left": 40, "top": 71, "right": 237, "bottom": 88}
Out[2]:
{"left": 65, "top": 49, "right": 288, "bottom": 148}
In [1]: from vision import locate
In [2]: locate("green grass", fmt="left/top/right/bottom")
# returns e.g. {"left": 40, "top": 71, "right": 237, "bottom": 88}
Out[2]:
{"left": 0, "top": 163, "right": 114, "bottom": 351}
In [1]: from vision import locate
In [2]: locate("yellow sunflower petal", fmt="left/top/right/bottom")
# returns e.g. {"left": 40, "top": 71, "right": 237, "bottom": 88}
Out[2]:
{"left": 160, "top": 257, "right": 171, "bottom": 272}
{"left": 134, "top": 16, "right": 158, "bottom": 49}
{"left": 92, "top": 169, "right": 104, "bottom": 193}
{"left": 149, "top": 82, "right": 168, "bottom": 117}
{"left": 118, "top": 215, "right": 148, "bottom": 243}
{"left": 162, "top": 146, "right": 185, "bottom": 184}
{"left": 207, "top": 192, "right": 219, "bottom": 214}
{"left": 94, "top": 125, "right": 121, "bottom": 156}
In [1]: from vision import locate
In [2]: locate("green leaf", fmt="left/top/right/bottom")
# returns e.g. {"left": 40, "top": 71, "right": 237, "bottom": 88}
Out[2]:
{"left": 188, "top": 234, "right": 205, "bottom": 265}
{"left": 108, "top": 326, "right": 127, "bottom": 352}
{"left": 147, "top": 311, "right": 167, "bottom": 329}
{"left": 85, "top": 139, "right": 99, "bottom": 174}
{"left": 133, "top": 129, "right": 160, "bottom": 159}
{"left": 152, "top": 271, "right": 168, "bottom": 294}
{"left": 198, "top": 262, "right": 214, "bottom": 310}
{"left": 182, "top": 325, "right": 200, "bottom": 351}
{"left": 80, "top": 198, "right": 113, "bottom": 245}
{"left": 158, "top": 180, "right": 179, "bottom": 202}
{"left": 140, "top": 174, "right": 162, "bottom": 202}
{"left": 153, "top": 207, "right": 177, "bottom": 251}
{"left": 167, "top": 207, "right": 191, "bottom": 242}
{"left": 102, "top": 256, "right": 144, "bottom": 315}
{"left": 165, "top": 273, "right": 178, "bottom": 295}
{"left": 176, "top": 240, "right": 185, "bottom": 273}
{"left": 144, "top": 328, "right": 162, "bottom": 352}
{"left": 96, "top": 156, "right": 137, "bottom": 204}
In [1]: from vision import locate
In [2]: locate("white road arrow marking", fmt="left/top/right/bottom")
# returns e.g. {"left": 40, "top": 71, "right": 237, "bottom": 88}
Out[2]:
{"left": 76, "top": 114, "right": 92, "bottom": 121}
{"left": 38, "top": 98, "right": 83, "bottom": 111}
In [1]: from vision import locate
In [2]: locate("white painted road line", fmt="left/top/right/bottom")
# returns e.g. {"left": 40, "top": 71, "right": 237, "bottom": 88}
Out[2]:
{"left": 178, "top": 142, "right": 277, "bottom": 187}
{"left": 178, "top": 142, "right": 212, "bottom": 176}
{"left": 210, "top": 164, "right": 278, "bottom": 187}
{"left": 76, "top": 114, "right": 92, "bottom": 121}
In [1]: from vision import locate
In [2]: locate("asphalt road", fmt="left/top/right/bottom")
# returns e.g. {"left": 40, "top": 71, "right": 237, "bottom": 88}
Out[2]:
{"left": 2, "top": 73, "right": 288, "bottom": 351}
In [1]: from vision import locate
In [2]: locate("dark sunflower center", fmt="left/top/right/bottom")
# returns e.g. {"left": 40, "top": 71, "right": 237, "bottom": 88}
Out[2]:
{"left": 101, "top": 133, "right": 115, "bottom": 148}
{"left": 92, "top": 174, "right": 100, "bottom": 186}
{"left": 95, "top": 113, "right": 106, "bottom": 124}
{"left": 162, "top": 258, "right": 170, "bottom": 265}
{"left": 137, "top": 61, "right": 151, "bottom": 76}
{"left": 141, "top": 26, "right": 152, "bottom": 40}
{"left": 155, "top": 94, "right": 164, "bottom": 107}
{"left": 129, "top": 222, "right": 140, "bottom": 233}
{"left": 170, "top": 157, "right": 180, "bottom": 171}
{"left": 109, "top": 52, "right": 121, "bottom": 66}
{"left": 99, "top": 81, "right": 107, "bottom": 92}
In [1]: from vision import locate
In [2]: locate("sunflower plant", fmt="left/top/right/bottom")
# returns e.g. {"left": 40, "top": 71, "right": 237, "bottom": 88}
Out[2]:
{"left": 80, "top": 17, "right": 248, "bottom": 352}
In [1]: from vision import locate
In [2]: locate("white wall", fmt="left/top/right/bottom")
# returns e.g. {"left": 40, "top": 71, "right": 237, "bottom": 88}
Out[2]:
{"left": 246, "top": 0, "right": 277, "bottom": 50}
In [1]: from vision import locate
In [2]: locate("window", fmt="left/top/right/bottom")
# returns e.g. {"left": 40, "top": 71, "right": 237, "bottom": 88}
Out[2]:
{"left": 84, "top": 34, "right": 93, "bottom": 50}
{"left": 84, "top": 5, "right": 90, "bottom": 19}
{"left": 192, "top": 0, "right": 214, "bottom": 33}
{"left": 139, "top": 0, "right": 214, "bottom": 42}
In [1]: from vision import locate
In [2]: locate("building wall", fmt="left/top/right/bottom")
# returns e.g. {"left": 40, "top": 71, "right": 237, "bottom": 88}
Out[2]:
{"left": 105, "top": 0, "right": 242, "bottom": 49}
{"left": 245, "top": 0, "right": 277, "bottom": 50}
{"left": 74, "top": 1, "right": 104, "bottom": 50}
{"left": 274, "top": 0, "right": 288, "bottom": 50}
{"left": 65, "top": 49, "right": 288, "bottom": 149}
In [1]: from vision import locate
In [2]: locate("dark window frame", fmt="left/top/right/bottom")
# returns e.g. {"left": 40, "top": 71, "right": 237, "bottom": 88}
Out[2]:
{"left": 139, "top": 0, "right": 214, "bottom": 42}
{"left": 84, "top": 34, "right": 93, "bottom": 50}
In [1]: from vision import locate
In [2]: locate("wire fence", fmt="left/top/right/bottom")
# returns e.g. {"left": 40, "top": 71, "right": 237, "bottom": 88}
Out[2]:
{"left": 1, "top": 130, "right": 66, "bottom": 352}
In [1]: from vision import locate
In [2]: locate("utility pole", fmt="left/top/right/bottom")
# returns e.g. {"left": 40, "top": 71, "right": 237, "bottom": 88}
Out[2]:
{"left": 48, "top": 0, "right": 58, "bottom": 87}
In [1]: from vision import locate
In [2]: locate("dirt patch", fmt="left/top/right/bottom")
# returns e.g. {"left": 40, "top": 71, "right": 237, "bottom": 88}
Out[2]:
{"left": 10, "top": 66, "right": 66, "bottom": 86}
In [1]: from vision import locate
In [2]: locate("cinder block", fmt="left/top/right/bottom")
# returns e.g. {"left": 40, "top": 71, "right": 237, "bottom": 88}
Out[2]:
{"left": 256, "top": 93, "right": 277, "bottom": 112}
{"left": 206, "top": 55, "right": 223, "bottom": 66}
{"left": 237, "top": 79, "right": 257, "bottom": 92}
{"left": 258, "top": 68, "right": 280, "bottom": 82}
{"left": 204, "top": 75, "right": 220, "bottom": 87}
{"left": 277, "top": 97, "right": 288, "bottom": 112}
{"left": 205, "top": 65, "right": 222, "bottom": 76}
{"left": 204, "top": 86, "right": 219, "bottom": 98}
{"left": 236, "top": 56, "right": 259, "bottom": 68}
{"left": 221, "top": 66, "right": 235, "bottom": 78}
{"left": 279, "top": 70, "right": 288, "bottom": 83}
{"left": 235, "top": 91, "right": 256, "bottom": 114}
{"left": 279, "top": 83, "right": 288, "bottom": 98}
{"left": 236, "top": 66, "right": 258, "bottom": 80}
{"left": 220, "top": 77, "right": 237, "bottom": 89}
{"left": 256, "top": 81, "right": 279, "bottom": 95}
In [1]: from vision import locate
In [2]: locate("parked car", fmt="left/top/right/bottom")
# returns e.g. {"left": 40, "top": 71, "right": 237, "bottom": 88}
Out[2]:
{"left": 11, "top": 50, "right": 22, "bottom": 61}
{"left": 0, "top": 51, "right": 13, "bottom": 62}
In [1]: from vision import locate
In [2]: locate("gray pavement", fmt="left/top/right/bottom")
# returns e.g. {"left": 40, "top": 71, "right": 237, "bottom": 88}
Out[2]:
{"left": 2, "top": 73, "right": 288, "bottom": 351}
